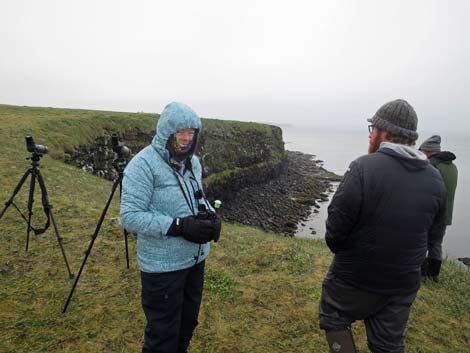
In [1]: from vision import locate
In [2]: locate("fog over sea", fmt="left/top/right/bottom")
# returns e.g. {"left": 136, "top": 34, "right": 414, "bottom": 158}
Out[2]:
{"left": 281, "top": 125, "right": 469, "bottom": 260}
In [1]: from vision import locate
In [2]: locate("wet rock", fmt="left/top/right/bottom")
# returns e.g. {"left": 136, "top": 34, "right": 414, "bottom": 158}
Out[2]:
{"left": 458, "top": 258, "right": 470, "bottom": 267}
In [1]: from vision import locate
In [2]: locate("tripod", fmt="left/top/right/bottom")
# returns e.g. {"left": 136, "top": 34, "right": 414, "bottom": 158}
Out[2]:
{"left": 63, "top": 156, "right": 130, "bottom": 313}
{"left": 0, "top": 152, "right": 74, "bottom": 279}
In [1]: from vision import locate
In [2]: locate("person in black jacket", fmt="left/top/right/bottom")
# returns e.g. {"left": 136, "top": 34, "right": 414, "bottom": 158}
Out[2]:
{"left": 319, "top": 99, "right": 447, "bottom": 353}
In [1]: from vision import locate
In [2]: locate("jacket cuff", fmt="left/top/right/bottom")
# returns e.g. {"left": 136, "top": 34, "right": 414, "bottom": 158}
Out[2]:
{"left": 166, "top": 218, "right": 182, "bottom": 236}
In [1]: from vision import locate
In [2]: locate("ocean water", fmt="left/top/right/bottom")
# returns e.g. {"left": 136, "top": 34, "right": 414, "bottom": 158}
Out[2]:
{"left": 282, "top": 125, "right": 469, "bottom": 259}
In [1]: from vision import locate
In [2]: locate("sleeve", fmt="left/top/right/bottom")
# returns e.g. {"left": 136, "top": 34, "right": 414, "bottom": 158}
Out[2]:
{"left": 325, "top": 160, "right": 363, "bottom": 253}
{"left": 120, "top": 157, "right": 173, "bottom": 238}
{"left": 427, "top": 187, "right": 447, "bottom": 248}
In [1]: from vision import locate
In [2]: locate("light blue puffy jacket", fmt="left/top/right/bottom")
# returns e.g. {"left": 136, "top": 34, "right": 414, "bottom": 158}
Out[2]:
{"left": 120, "top": 102, "right": 210, "bottom": 273}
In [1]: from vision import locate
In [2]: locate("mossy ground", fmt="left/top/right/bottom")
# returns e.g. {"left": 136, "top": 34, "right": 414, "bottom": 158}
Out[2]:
{"left": 0, "top": 105, "right": 469, "bottom": 353}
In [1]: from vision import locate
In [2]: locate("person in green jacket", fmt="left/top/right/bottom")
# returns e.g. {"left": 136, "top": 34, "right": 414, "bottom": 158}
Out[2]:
{"left": 419, "top": 135, "right": 458, "bottom": 281}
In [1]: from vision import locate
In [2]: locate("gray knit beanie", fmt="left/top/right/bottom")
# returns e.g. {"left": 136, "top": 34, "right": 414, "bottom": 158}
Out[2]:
{"left": 367, "top": 99, "right": 418, "bottom": 140}
{"left": 419, "top": 135, "right": 441, "bottom": 152}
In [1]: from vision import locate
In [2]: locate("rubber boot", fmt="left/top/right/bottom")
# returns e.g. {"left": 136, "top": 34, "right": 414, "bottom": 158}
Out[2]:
{"left": 428, "top": 258, "right": 442, "bottom": 283}
{"left": 325, "top": 329, "right": 357, "bottom": 353}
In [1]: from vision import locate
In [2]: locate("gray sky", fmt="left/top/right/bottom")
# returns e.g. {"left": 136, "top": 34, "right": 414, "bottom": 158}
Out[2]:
{"left": 1, "top": 0, "right": 469, "bottom": 132}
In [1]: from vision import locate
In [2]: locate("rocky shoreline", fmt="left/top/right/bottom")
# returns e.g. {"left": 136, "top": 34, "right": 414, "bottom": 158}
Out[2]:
{"left": 216, "top": 150, "right": 341, "bottom": 236}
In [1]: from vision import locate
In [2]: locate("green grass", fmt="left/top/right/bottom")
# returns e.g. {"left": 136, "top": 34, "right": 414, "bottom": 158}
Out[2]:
{"left": 0, "top": 104, "right": 469, "bottom": 353}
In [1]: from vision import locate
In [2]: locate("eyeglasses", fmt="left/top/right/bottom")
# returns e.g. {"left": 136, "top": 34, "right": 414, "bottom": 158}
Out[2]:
{"left": 368, "top": 125, "right": 374, "bottom": 134}
{"left": 176, "top": 130, "right": 196, "bottom": 138}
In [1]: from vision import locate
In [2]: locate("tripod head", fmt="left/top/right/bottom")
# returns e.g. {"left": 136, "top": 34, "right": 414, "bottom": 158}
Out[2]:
{"left": 111, "top": 133, "right": 131, "bottom": 173}
{"left": 25, "top": 135, "right": 48, "bottom": 164}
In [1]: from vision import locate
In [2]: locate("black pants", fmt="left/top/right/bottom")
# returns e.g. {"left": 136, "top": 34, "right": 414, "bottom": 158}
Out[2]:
{"left": 141, "top": 260, "right": 205, "bottom": 353}
{"left": 319, "top": 271, "right": 417, "bottom": 353}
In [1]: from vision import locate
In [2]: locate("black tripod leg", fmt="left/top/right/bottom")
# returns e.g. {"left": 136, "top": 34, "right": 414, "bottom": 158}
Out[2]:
{"left": 63, "top": 178, "right": 120, "bottom": 313}
{"left": 26, "top": 172, "right": 37, "bottom": 252}
{"left": 36, "top": 169, "right": 74, "bottom": 279}
{"left": 124, "top": 228, "right": 130, "bottom": 269}
{"left": 119, "top": 179, "right": 130, "bottom": 269}
{"left": 0, "top": 168, "right": 32, "bottom": 220}
{"left": 50, "top": 211, "right": 74, "bottom": 279}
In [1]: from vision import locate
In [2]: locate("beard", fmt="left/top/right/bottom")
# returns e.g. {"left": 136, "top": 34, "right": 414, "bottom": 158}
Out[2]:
{"left": 368, "top": 135, "right": 384, "bottom": 154}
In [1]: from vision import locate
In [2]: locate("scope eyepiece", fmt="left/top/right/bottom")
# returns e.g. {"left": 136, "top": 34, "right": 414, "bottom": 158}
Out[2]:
{"left": 25, "top": 135, "right": 35, "bottom": 151}
{"left": 111, "top": 133, "right": 120, "bottom": 147}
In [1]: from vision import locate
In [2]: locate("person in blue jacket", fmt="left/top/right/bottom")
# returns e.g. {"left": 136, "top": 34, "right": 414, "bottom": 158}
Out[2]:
{"left": 120, "top": 102, "right": 221, "bottom": 353}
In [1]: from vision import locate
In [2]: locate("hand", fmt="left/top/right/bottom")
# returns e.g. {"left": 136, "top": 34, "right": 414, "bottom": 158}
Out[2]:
{"left": 180, "top": 216, "right": 217, "bottom": 244}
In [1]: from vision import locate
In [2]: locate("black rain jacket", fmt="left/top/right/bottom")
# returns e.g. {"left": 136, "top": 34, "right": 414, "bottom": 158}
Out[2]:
{"left": 326, "top": 145, "right": 447, "bottom": 295}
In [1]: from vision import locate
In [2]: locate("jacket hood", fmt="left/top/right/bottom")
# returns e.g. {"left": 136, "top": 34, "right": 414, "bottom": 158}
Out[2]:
{"left": 152, "top": 102, "right": 202, "bottom": 156}
{"left": 431, "top": 151, "right": 456, "bottom": 163}
{"left": 378, "top": 142, "right": 430, "bottom": 171}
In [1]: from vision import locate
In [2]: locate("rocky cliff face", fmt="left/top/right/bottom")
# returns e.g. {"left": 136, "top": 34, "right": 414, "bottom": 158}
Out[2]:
{"left": 66, "top": 119, "right": 287, "bottom": 199}
{"left": 199, "top": 119, "right": 287, "bottom": 202}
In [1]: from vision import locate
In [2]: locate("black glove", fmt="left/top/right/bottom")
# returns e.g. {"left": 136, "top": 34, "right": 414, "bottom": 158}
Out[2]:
{"left": 167, "top": 216, "right": 216, "bottom": 244}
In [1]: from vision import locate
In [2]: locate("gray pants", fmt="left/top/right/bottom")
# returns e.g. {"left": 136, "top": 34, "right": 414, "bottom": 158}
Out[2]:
{"left": 319, "top": 271, "right": 417, "bottom": 353}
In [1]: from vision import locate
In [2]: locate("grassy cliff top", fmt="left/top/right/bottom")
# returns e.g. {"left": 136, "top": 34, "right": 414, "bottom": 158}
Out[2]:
{"left": 0, "top": 104, "right": 281, "bottom": 158}
{"left": 0, "top": 104, "right": 469, "bottom": 353}
{"left": 0, "top": 104, "right": 285, "bottom": 185}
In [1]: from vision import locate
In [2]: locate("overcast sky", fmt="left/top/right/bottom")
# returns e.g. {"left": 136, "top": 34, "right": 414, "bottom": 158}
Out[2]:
{"left": 1, "top": 0, "right": 469, "bottom": 132}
